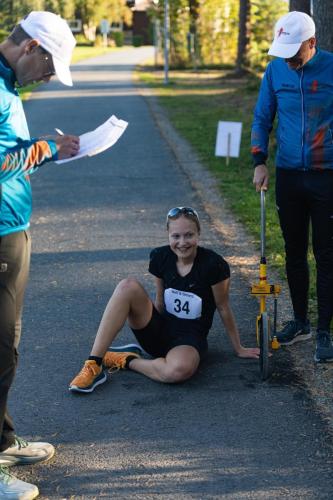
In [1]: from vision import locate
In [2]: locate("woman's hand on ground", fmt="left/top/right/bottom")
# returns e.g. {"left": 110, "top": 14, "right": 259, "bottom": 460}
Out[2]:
{"left": 236, "top": 346, "right": 260, "bottom": 359}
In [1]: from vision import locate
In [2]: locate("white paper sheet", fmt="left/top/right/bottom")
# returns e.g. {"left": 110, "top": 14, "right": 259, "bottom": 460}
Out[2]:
{"left": 55, "top": 115, "right": 128, "bottom": 164}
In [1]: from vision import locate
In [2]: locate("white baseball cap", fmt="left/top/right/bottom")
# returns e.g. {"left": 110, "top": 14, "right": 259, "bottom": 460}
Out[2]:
{"left": 268, "top": 11, "right": 315, "bottom": 59}
{"left": 20, "top": 11, "right": 76, "bottom": 86}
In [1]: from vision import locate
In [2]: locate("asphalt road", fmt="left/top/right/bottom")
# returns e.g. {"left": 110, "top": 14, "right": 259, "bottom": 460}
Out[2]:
{"left": 9, "top": 47, "right": 333, "bottom": 499}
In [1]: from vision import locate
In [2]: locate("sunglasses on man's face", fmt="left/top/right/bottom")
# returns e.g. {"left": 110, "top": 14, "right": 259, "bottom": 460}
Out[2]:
{"left": 39, "top": 47, "right": 55, "bottom": 77}
{"left": 167, "top": 207, "right": 199, "bottom": 220}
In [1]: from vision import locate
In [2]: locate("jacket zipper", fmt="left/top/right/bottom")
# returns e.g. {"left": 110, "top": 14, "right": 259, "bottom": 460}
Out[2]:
{"left": 300, "top": 69, "right": 305, "bottom": 168}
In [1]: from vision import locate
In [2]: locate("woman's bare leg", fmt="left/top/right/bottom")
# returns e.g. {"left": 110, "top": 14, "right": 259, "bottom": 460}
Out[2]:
{"left": 90, "top": 278, "right": 153, "bottom": 357}
{"left": 128, "top": 345, "right": 200, "bottom": 383}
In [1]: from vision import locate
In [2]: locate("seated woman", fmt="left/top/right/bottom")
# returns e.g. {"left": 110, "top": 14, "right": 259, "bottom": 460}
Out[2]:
{"left": 69, "top": 207, "right": 259, "bottom": 393}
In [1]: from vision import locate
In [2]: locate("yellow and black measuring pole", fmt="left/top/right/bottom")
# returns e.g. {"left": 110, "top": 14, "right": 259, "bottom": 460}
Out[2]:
{"left": 251, "top": 190, "right": 281, "bottom": 349}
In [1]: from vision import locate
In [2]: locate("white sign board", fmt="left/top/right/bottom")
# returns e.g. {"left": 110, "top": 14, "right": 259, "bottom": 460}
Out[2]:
{"left": 215, "top": 121, "right": 242, "bottom": 158}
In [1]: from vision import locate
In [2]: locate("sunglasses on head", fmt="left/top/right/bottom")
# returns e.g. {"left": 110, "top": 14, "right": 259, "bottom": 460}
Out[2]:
{"left": 167, "top": 207, "right": 199, "bottom": 220}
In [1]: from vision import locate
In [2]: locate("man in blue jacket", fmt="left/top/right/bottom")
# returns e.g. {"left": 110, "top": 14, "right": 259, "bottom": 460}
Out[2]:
{"left": 0, "top": 11, "right": 79, "bottom": 500}
{"left": 251, "top": 11, "right": 333, "bottom": 363}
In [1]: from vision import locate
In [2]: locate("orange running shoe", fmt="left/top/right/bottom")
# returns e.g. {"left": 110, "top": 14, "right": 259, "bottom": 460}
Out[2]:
{"left": 69, "top": 360, "right": 107, "bottom": 393}
{"left": 103, "top": 345, "right": 142, "bottom": 370}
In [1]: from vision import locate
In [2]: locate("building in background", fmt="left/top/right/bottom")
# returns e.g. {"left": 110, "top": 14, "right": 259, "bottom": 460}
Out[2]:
{"left": 126, "top": 0, "right": 153, "bottom": 45}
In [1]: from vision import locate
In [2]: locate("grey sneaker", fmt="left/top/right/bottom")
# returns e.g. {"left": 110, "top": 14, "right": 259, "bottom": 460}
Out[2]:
{"left": 314, "top": 330, "right": 333, "bottom": 363}
{"left": 0, "top": 465, "right": 39, "bottom": 499}
{"left": 0, "top": 437, "right": 54, "bottom": 466}
{"left": 276, "top": 319, "right": 311, "bottom": 345}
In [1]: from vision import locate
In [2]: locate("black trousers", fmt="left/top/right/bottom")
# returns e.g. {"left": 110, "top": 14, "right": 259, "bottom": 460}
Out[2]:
{"left": 275, "top": 169, "right": 333, "bottom": 331}
{"left": 0, "top": 230, "right": 31, "bottom": 452}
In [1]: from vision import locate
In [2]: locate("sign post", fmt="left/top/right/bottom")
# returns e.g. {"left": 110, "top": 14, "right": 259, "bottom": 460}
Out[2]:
{"left": 100, "top": 19, "right": 110, "bottom": 47}
{"left": 164, "top": 0, "right": 169, "bottom": 84}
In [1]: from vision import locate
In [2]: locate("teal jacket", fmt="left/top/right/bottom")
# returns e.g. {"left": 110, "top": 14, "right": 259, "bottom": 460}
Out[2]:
{"left": 0, "top": 54, "right": 58, "bottom": 236}
{"left": 251, "top": 49, "right": 333, "bottom": 170}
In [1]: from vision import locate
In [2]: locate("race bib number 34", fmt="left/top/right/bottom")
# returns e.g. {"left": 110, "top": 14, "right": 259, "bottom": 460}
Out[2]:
{"left": 164, "top": 288, "right": 202, "bottom": 319}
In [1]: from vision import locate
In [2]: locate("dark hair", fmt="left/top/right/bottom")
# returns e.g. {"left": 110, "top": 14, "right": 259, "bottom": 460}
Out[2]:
{"left": 8, "top": 25, "right": 31, "bottom": 45}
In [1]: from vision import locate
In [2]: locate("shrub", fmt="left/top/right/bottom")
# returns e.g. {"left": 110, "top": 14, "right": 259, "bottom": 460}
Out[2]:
{"left": 133, "top": 34, "right": 143, "bottom": 47}
{"left": 111, "top": 32, "right": 124, "bottom": 47}
{"left": 75, "top": 34, "right": 93, "bottom": 46}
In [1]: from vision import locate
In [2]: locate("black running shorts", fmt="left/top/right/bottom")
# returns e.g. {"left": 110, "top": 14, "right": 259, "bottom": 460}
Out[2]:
{"left": 131, "top": 306, "right": 208, "bottom": 359}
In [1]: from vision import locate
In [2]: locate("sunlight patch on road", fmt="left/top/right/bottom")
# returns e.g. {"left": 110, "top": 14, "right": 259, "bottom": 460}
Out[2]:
{"left": 30, "top": 88, "right": 139, "bottom": 99}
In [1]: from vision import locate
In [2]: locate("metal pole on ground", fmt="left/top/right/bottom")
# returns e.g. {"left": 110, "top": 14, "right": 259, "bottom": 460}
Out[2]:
{"left": 164, "top": 0, "right": 169, "bottom": 84}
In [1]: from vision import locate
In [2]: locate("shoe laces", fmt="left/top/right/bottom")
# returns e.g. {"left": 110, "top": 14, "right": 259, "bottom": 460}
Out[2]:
{"left": 13, "top": 436, "right": 28, "bottom": 449}
{"left": 104, "top": 351, "right": 129, "bottom": 371}
{"left": 0, "top": 465, "right": 14, "bottom": 484}
{"left": 108, "top": 366, "right": 120, "bottom": 375}
{"left": 81, "top": 361, "right": 100, "bottom": 377}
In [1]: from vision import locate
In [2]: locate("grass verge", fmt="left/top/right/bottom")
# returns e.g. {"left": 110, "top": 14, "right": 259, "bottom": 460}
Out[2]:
{"left": 137, "top": 64, "right": 317, "bottom": 319}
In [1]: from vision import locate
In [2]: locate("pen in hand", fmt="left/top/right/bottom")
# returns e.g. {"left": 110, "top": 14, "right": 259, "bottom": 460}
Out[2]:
{"left": 54, "top": 128, "right": 80, "bottom": 159}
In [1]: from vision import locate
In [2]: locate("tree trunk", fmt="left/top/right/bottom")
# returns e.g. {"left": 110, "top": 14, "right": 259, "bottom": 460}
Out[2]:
{"left": 189, "top": 0, "right": 199, "bottom": 33}
{"left": 289, "top": 0, "right": 311, "bottom": 14}
{"left": 236, "top": 0, "right": 251, "bottom": 74}
{"left": 312, "top": 0, "right": 333, "bottom": 51}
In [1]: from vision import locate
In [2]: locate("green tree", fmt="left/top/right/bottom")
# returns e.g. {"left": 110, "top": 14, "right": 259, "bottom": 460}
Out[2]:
{"left": 0, "top": 0, "right": 131, "bottom": 41}
{"left": 196, "top": 0, "right": 239, "bottom": 65}
{"left": 236, "top": 0, "right": 250, "bottom": 73}
{"left": 74, "top": 0, "right": 131, "bottom": 34}
{"left": 152, "top": 0, "right": 190, "bottom": 67}
{"left": 0, "top": 0, "right": 76, "bottom": 30}
{"left": 313, "top": 0, "right": 333, "bottom": 51}
{"left": 189, "top": 0, "right": 199, "bottom": 34}
{"left": 0, "top": 1, "right": 44, "bottom": 30}
{"left": 249, "top": 0, "right": 288, "bottom": 69}
{"left": 144, "top": 0, "right": 288, "bottom": 69}
{"left": 169, "top": 0, "right": 190, "bottom": 66}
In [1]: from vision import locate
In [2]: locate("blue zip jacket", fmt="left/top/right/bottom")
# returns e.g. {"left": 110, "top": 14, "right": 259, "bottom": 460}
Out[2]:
{"left": 0, "top": 54, "right": 58, "bottom": 236}
{"left": 251, "top": 48, "right": 333, "bottom": 170}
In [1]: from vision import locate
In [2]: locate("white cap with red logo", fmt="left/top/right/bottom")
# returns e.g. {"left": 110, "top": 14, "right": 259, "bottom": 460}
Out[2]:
{"left": 20, "top": 11, "right": 76, "bottom": 86}
{"left": 268, "top": 11, "right": 315, "bottom": 59}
